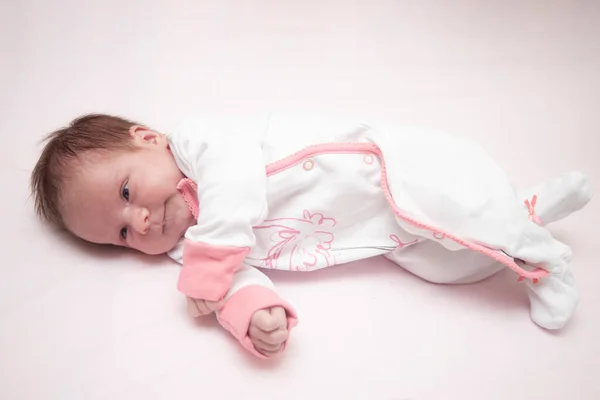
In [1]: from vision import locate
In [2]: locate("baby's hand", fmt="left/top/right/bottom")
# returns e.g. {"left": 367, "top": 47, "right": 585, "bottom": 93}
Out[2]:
{"left": 186, "top": 296, "right": 224, "bottom": 317}
{"left": 249, "top": 307, "right": 289, "bottom": 357}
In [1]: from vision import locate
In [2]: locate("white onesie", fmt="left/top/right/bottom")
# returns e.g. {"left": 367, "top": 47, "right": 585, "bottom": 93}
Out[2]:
{"left": 165, "top": 113, "right": 591, "bottom": 358}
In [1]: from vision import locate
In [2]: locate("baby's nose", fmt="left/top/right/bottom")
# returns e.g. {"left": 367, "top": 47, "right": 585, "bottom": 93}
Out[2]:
{"left": 132, "top": 207, "right": 150, "bottom": 234}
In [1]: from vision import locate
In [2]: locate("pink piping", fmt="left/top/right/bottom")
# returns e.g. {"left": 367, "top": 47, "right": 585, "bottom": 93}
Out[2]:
{"left": 266, "top": 143, "right": 549, "bottom": 282}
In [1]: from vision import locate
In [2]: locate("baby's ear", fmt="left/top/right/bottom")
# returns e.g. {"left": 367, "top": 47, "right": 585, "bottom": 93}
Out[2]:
{"left": 129, "top": 125, "right": 160, "bottom": 144}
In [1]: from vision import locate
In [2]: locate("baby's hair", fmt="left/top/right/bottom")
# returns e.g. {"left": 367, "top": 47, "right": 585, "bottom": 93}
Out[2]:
{"left": 30, "top": 114, "right": 140, "bottom": 230}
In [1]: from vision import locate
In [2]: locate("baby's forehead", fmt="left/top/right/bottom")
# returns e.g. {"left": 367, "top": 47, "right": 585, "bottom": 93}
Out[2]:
{"left": 59, "top": 159, "right": 119, "bottom": 238}
{"left": 60, "top": 151, "right": 121, "bottom": 196}
{"left": 68, "top": 148, "right": 136, "bottom": 177}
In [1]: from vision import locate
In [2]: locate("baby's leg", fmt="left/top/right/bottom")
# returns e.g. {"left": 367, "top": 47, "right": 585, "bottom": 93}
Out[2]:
{"left": 519, "top": 171, "right": 592, "bottom": 226}
{"left": 514, "top": 172, "right": 590, "bottom": 328}
{"left": 384, "top": 240, "right": 504, "bottom": 285}
{"left": 385, "top": 237, "right": 577, "bottom": 330}
{"left": 383, "top": 172, "right": 589, "bottom": 327}
{"left": 509, "top": 207, "right": 579, "bottom": 330}
{"left": 390, "top": 230, "right": 578, "bottom": 329}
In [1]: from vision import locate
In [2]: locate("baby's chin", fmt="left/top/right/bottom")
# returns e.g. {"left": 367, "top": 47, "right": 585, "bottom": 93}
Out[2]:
{"left": 140, "top": 238, "right": 181, "bottom": 256}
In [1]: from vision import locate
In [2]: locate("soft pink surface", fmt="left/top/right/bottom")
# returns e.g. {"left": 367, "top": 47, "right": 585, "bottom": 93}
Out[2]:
{"left": 1, "top": 1, "right": 599, "bottom": 399}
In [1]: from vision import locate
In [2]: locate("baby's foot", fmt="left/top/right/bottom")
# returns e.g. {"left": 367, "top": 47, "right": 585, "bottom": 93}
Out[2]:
{"left": 520, "top": 171, "right": 593, "bottom": 226}
{"left": 525, "top": 264, "right": 579, "bottom": 330}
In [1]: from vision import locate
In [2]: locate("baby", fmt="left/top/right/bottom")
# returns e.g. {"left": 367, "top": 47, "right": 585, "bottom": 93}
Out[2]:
{"left": 30, "top": 112, "right": 593, "bottom": 359}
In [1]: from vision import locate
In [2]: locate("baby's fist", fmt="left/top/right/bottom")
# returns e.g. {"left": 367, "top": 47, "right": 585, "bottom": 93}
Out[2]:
{"left": 249, "top": 306, "right": 289, "bottom": 357}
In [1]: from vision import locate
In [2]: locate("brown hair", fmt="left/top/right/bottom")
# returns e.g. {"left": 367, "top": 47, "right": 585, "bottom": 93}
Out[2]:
{"left": 30, "top": 114, "right": 140, "bottom": 230}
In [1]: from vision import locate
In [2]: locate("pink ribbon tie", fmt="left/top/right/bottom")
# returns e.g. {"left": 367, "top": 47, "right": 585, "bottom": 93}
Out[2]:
{"left": 524, "top": 195, "right": 542, "bottom": 225}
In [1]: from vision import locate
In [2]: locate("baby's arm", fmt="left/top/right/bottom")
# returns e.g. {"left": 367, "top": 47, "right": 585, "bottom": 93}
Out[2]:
{"left": 168, "top": 116, "right": 297, "bottom": 357}
{"left": 171, "top": 116, "right": 269, "bottom": 302}
{"left": 177, "top": 257, "right": 297, "bottom": 358}
{"left": 213, "top": 264, "right": 297, "bottom": 358}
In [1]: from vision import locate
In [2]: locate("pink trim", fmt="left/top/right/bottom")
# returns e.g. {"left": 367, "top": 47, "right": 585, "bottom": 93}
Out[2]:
{"left": 266, "top": 143, "right": 549, "bottom": 282}
{"left": 218, "top": 285, "right": 298, "bottom": 359}
{"left": 176, "top": 178, "right": 199, "bottom": 219}
{"left": 525, "top": 195, "right": 543, "bottom": 225}
{"left": 178, "top": 240, "right": 250, "bottom": 301}
{"left": 266, "top": 143, "right": 383, "bottom": 176}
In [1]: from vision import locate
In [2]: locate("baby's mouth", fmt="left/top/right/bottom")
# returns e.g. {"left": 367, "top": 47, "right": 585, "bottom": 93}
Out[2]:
{"left": 161, "top": 203, "right": 167, "bottom": 233}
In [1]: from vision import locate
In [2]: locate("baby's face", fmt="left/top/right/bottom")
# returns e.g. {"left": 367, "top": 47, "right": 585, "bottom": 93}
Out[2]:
{"left": 61, "top": 126, "right": 196, "bottom": 255}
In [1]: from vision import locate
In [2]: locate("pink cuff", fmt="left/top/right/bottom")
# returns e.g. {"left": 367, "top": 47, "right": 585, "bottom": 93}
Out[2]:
{"left": 218, "top": 285, "right": 298, "bottom": 359}
{"left": 178, "top": 240, "right": 250, "bottom": 301}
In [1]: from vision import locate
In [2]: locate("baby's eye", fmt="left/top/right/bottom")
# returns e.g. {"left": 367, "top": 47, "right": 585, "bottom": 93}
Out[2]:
{"left": 120, "top": 227, "right": 128, "bottom": 240}
{"left": 122, "top": 182, "right": 130, "bottom": 201}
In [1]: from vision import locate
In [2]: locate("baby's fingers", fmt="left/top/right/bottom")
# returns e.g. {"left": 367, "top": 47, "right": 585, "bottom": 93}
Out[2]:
{"left": 252, "top": 307, "right": 287, "bottom": 332}
{"left": 186, "top": 297, "right": 223, "bottom": 317}
{"left": 251, "top": 338, "right": 283, "bottom": 353}
{"left": 249, "top": 324, "right": 288, "bottom": 345}
{"left": 252, "top": 339, "right": 284, "bottom": 357}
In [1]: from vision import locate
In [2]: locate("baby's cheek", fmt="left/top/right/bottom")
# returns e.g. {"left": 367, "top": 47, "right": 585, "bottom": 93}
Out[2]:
{"left": 133, "top": 238, "right": 166, "bottom": 256}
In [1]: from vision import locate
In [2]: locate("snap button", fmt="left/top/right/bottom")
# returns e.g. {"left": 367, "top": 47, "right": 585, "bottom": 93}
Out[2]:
{"left": 303, "top": 159, "right": 314, "bottom": 171}
{"left": 363, "top": 154, "right": 374, "bottom": 165}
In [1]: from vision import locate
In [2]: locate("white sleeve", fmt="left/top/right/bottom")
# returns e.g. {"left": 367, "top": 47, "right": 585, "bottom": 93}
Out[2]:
{"left": 167, "top": 115, "right": 270, "bottom": 301}
{"left": 171, "top": 115, "right": 269, "bottom": 246}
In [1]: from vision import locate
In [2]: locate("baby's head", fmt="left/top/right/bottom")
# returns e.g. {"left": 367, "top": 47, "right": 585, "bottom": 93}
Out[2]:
{"left": 30, "top": 114, "right": 196, "bottom": 255}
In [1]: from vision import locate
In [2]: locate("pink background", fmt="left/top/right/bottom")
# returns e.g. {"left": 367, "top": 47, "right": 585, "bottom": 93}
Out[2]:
{"left": 1, "top": 1, "right": 599, "bottom": 399}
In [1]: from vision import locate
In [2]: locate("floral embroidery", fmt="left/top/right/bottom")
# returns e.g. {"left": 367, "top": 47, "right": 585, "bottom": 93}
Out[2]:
{"left": 254, "top": 210, "right": 336, "bottom": 271}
